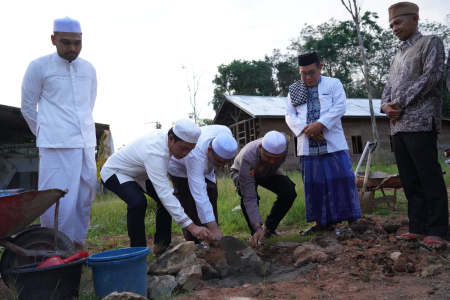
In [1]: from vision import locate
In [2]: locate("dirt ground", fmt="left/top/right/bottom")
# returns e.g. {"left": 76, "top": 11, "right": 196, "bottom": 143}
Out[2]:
{"left": 184, "top": 215, "right": 450, "bottom": 300}
{"left": 1, "top": 203, "right": 450, "bottom": 299}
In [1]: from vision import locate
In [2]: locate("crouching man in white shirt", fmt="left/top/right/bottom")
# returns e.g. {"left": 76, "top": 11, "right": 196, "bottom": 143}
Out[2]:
{"left": 101, "top": 119, "right": 213, "bottom": 252}
{"left": 168, "top": 125, "right": 238, "bottom": 246}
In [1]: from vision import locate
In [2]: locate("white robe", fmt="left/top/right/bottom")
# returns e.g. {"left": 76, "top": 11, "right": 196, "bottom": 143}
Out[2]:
{"left": 100, "top": 130, "right": 193, "bottom": 228}
{"left": 168, "top": 125, "right": 232, "bottom": 224}
{"left": 21, "top": 52, "right": 97, "bottom": 244}
{"left": 285, "top": 76, "right": 349, "bottom": 156}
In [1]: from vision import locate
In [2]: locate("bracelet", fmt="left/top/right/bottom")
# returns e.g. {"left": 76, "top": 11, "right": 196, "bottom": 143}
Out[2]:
{"left": 253, "top": 226, "right": 263, "bottom": 231}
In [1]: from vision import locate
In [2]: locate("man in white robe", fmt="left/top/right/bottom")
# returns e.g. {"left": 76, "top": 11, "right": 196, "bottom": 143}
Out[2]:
{"left": 168, "top": 125, "right": 237, "bottom": 245}
{"left": 21, "top": 17, "right": 97, "bottom": 250}
{"left": 101, "top": 120, "right": 214, "bottom": 252}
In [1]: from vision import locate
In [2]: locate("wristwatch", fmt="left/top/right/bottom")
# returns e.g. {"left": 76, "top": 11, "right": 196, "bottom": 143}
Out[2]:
{"left": 253, "top": 225, "right": 263, "bottom": 231}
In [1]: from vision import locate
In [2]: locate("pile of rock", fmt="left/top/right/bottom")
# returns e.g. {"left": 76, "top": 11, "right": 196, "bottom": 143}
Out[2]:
{"left": 146, "top": 237, "right": 271, "bottom": 299}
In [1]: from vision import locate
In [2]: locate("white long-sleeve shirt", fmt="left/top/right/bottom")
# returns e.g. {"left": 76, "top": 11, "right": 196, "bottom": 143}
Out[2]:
{"left": 168, "top": 125, "right": 232, "bottom": 224}
{"left": 21, "top": 52, "right": 97, "bottom": 148}
{"left": 100, "top": 130, "right": 192, "bottom": 228}
{"left": 285, "top": 76, "right": 348, "bottom": 156}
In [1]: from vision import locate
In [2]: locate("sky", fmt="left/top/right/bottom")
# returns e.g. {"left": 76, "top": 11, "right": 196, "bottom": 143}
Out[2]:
{"left": 1, "top": 0, "right": 449, "bottom": 150}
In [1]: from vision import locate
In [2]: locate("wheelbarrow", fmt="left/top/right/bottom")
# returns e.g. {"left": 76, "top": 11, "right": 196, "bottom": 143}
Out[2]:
{"left": 0, "top": 189, "right": 78, "bottom": 286}
{"left": 355, "top": 141, "right": 402, "bottom": 214}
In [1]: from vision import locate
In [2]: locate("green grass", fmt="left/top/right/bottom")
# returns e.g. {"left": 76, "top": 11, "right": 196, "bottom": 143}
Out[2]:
{"left": 86, "top": 165, "right": 414, "bottom": 244}
{"left": 87, "top": 171, "right": 308, "bottom": 242}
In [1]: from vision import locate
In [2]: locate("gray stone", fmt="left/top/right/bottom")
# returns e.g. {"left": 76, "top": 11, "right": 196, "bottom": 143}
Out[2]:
{"left": 390, "top": 252, "right": 402, "bottom": 262}
{"left": 294, "top": 251, "right": 329, "bottom": 267}
{"left": 214, "top": 258, "right": 238, "bottom": 279}
{"left": 215, "top": 258, "right": 229, "bottom": 279}
{"left": 241, "top": 247, "right": 262, "bottom": 268}
{"left": 421, "top": 264, "right": 445, "bottom": 277}
{"left": 219, "top": 236, "right": 248, "bottom": 252}
{"left": 148, "top": 241, "right": 197, "bottom": 275}
{"left": 195, "top": 258, "right": 219, "bottom": 280}
{"left": 148, "top": 275, "right": 177, "bottom": 299}
{"left": 255, "top": 261, "right": 272, "bottom": 277}
{"left": 176, "top": 265, "right": 202, "bottom": 291}
{"left": 240, "top": 247, "right": 271, "bottom": 277}
{"left": 103, "top": 292, "right": 147, "bottom": 300}
{"left": 195, "top": 244, "right": 207, "bottom": 258}
{"left": 225, "top": 251, "right": 242, "bottom": 268}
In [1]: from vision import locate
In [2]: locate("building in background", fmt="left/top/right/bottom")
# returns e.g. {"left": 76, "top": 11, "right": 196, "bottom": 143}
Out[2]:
{"left": 213, "top": 95, "right": 450, "bottom": 169}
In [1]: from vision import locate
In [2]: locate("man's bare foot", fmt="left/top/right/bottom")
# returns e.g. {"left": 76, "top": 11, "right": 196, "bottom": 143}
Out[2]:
{"left": 396, "top": 232, "right": 425, "bottom": 241}
{"left": 422, "top": 236, "right": 447, "bottom": 249}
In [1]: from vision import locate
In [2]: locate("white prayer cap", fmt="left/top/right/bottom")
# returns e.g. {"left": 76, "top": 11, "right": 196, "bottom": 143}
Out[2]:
{"left": 262, "top": 131, "right": 286, "bottom": 154}
{"left": 53, "top": 17, "right": 82, "bottom": 33}
{"left": 173, "top": 119, "right": 201, "bottom": 144}
{"left": 212, "top": 133, "right": 238, "bottom": 159}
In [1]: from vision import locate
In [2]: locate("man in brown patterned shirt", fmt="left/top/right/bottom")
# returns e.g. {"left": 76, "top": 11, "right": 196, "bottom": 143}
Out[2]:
{"left": 381, "top": 2, "right": 448, "bottom": 248}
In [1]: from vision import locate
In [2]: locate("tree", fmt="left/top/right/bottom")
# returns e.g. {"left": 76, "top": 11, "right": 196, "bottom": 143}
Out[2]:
{"left": 340, "top": 0, "right": 378, "bottom": 142}
{"left": 288, "top": 12, "right": 396, "bottom": 99}
{"left": 211, "top": 59, "right": 277, "bottom": 112}
{"left": 265, "top": 49, "right": 301, "bottom": 96}
{"left": 183, "top": 64, "right": 206, "bottom": 125}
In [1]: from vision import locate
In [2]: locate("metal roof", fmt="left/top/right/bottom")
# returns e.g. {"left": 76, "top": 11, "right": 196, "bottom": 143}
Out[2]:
{"left": 224, "top": 95, "right": 386, "bottom": 118}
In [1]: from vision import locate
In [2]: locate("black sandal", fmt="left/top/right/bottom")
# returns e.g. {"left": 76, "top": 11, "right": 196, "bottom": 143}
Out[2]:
{"left": 299, "top": 226, "right": 320, "bottom": 236}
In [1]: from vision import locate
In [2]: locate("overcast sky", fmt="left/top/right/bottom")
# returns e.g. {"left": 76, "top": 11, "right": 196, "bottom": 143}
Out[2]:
{"left": 1, "top": 0, "right": 449, "bottom": 150}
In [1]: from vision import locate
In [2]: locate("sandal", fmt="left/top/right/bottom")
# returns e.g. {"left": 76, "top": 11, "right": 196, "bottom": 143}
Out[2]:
{"left": 299, "top": 226, "right": 320, "bottom": 236}
{"left": 396, "top": 233, "right": 424, "bottom": 241}
{"left": 422, "top": 237, "right": 447, "bottom": 249}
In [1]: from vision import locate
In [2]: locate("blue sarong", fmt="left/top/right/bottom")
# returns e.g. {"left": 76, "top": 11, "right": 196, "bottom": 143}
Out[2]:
{"left": 299, "top": 150, "right": 361, "bottom": 225}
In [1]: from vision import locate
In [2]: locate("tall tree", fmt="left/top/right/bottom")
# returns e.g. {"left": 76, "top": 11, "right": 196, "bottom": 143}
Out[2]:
{"left": 341, "top": 0, "right": 378, "bottom": 142}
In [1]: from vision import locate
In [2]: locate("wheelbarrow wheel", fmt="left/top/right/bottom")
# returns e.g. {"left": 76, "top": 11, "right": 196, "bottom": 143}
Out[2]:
{"left": 0, "top": 227, "right": 75, "bottom": 286}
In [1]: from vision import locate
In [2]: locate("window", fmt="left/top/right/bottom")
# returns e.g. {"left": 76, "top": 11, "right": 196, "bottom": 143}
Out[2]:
{"left": 352, "top": 135, "right": 363, "bottom": 154}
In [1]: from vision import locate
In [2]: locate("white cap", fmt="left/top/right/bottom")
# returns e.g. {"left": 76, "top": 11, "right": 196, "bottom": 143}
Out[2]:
{"left": 173, "top": 119, "right": 201, "bottom": 144}
{"left": 262, "top": 131, "right": 286, "bottom": 154}
{"left": 211, "top": 133, "right": 238, "bottom": 159}
{"left": 53, "top": 17, "right": 82, "bottom": 33}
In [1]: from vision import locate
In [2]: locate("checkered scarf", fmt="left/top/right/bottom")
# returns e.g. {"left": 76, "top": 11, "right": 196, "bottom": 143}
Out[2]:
{"left": 289, "top": 80, "right": 308, "bottom": 107}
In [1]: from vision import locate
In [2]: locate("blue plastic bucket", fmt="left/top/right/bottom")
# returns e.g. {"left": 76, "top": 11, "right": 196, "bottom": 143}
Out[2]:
{"left": 86, "top": 247, "right": 151, "bottom": 299}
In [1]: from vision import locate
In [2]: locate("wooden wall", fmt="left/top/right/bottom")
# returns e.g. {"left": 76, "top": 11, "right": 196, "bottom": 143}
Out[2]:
{"left": 258, "top": 118, "right": 300, "bottom": 171}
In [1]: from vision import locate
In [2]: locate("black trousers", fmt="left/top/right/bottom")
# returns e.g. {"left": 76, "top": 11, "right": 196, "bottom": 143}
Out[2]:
{"left": 169, "top": 174, "right": 218, "bottom": 243}
{"left": 234, "top": 175, "right": 297, "bottom": 235}
{"left": 393, "top": 131, "right": 449, "bottom": 237}
{"left": 102, "top": 174, "right": 172, "bottom": 247}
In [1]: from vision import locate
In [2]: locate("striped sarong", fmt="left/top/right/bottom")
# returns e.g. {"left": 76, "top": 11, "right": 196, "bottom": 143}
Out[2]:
{"left": 299, "top": 150, "right": 361, "bottom": 225}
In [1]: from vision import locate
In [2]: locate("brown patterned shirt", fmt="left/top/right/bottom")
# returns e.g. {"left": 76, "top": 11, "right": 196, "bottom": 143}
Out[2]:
{"left": 381, "top": 32, "right": 445, "bottom": 135}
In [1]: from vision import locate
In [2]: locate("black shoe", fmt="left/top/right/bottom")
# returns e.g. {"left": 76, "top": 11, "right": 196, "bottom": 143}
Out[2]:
{"left": 264, "top": 230, "right": 279, "bottom": 239}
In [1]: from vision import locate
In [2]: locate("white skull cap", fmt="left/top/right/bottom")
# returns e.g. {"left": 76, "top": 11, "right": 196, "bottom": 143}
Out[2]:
{"left": 262, "top": 131, "right": 286, "bottom": 154}
{"left": 173, "top": 119, "right": 201, "bottom": 144}
{"left": 53, "top": 17, "right": 82, "bottom": 33}
{"left": 212, "top": 133, "right": 238, "bottom": 159}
